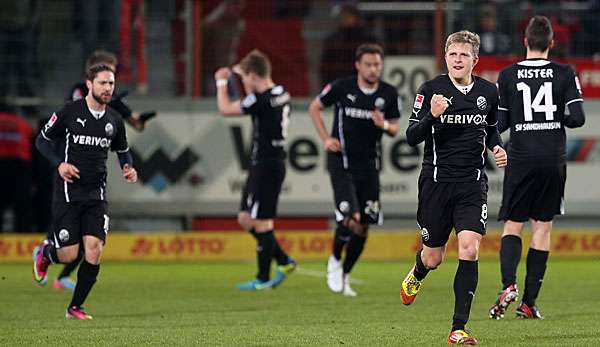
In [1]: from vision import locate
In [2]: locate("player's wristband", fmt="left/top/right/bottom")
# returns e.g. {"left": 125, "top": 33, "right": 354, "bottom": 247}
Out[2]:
{"left": 216, "top": 79, "right": 228, "bottom": 87}
{"left": 383, "top": 120, "right": 390, "bottom": 131}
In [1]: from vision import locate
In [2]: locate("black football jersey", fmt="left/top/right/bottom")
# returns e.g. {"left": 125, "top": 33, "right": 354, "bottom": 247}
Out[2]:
{"left": 241, "top": 85, "right": 291, "bottom": 163}
{"left": 319, "top": 76, "right": 401, "bottom": 170}
{"left": 408, "top": 74, "right": 501, "bottom": 182}
{"left": 497, "top": 59, "right": 583, "bottom": 163}
{"left": 40, "top": 99, "right": 129, "bottom": 202}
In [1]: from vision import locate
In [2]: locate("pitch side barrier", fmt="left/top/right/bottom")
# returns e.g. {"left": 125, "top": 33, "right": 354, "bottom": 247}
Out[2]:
{"left": 105, "top": 108, "right": 600, "bottom": 218}
{"left": 2, "top": 230, "right": 600, "bottom": 263}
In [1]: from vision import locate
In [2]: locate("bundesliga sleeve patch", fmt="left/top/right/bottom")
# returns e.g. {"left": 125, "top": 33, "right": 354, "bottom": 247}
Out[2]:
{"left": 241, "top": 94, "right": 257, "bottom": 108}
{"left": 413, "top": 94, "right": 424, "bottom": 109}
{"left": 575, "top": 76, "right": 582, "bottom": 95}
{"left": 320, "top": 83, "right": 332, "bottom": 96}
{"left": 72, "top": 88, "right": 84, "bottom": 101}
{"left": 44, "top": 113, "right": 58, "bottom": 131}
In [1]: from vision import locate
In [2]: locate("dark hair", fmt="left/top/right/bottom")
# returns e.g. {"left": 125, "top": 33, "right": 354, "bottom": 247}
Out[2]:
{"left": 86, "top": 64, "right": 115, "bottom": 81}
{"left": 239, "top": 49, "right": 271, "bottom": 78}
{"left": 338, "top": 4, "right": 361, "bottom": 19}
{"left": 525, "top": 16, "right": 553, "bottom": 52}
{"left": 355, "top": 43, "right": 384, "bottom": 62}
{"left": 85, "top": 50, "right": 118, "bottom": 70}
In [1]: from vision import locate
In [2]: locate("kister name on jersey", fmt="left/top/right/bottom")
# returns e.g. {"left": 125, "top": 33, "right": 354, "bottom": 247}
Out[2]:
{"left": 517, "top": 68, "right": 554, "bottom": 79}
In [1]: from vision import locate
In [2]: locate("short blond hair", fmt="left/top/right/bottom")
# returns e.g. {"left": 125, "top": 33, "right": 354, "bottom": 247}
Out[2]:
{"left": 445, "top": 30, "right": 480, "bottom": 57}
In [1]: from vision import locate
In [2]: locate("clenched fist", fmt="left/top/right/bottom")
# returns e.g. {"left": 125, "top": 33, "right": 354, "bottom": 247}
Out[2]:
{"left": 430, "top": 94, "right": 449, "bottom": 118}
{"left": 214, "top": 67, "right": 232, "bottom": 81}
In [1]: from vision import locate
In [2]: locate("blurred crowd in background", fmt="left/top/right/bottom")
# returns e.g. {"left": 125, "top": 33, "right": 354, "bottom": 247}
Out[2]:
{"left": 2, "top": 0, "right": 600, "bottom": 233}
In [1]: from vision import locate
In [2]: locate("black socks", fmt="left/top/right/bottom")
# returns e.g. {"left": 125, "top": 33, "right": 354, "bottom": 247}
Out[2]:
{"left": 43, "top": 243, "right": 59, "bottom": 264}
{"left": 255, "top": 230, "right": 276, "bottom": 282}
{"left": 500, "top": 235, "right": 522, "bottom": 288}
{"left": 271, "top": 236, "right": 290, "bottom": 266}
{"left": 70, "top": 260, "right": 100, "bottom": 307}
{"left": 342, "top": 232, "right": 367, "bottom": 274}
{"left": 523, "top": 248, "right": 549, "bottom": 307}
{"left": 332, "top": 224, "right": 351, "bottom": 260}
{"left": 414, "top": 249, "right": 430, "bottom": 281}
{"left": 452, "top": 260, "right": 478, "bottom": 332}
{"left": 250, "top": 228, "right": 289, "bottom": 266}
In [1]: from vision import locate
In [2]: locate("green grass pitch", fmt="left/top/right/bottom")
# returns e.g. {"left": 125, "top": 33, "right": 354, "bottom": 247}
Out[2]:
{"left": 1, "top": 259, "right": 599, "bottom": 346}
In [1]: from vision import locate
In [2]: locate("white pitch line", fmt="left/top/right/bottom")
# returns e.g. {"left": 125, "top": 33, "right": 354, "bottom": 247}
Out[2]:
{"left": 295, "top": 267, "right": 366, "bottom": 285}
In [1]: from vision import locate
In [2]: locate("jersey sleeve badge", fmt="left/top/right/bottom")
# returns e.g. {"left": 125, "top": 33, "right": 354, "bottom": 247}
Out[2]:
{"left": 241, "top": 94, "right": 257, "bottom": 108}
{"left": 44, "top": 113, "right": 58, "bottom": 132}
{"left": 414, "top": 94, "right": 424, "bottom": 109}
{"left": 575, "top": 76, "right": 582, "bottom": 95}
{"left": 320, "top": 83, "right": 332, "bottom": 97}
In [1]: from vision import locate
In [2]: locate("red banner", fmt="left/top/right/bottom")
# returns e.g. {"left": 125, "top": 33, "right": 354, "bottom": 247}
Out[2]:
{"left": 475, "top": 56, "right": 600, "bottom": 98}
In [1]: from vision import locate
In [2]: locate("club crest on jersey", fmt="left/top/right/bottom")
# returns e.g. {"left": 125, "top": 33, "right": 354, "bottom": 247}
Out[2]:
{"left": 339, "top": 201, "right": 350, "bottom": 213}
{"left": 477, "top": 96, "right": 487, "bottom": 110}
{"left": 105, "top": 123, "right": 114, "bottom": 136}
{"left": 420, "top": 227, "right": 430, "bottom": 241}
{"left": 414, "top": 94, "right": 424, "bottom": 109}
{"left": 59, "top": 229, "right": 70, "bottom": 242}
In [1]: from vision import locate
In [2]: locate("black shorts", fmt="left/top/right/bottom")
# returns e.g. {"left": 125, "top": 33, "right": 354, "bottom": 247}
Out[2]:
{"left": 50, "top": 200, "right": 109, "bottom": 248}
{"left": 327, "top": 154, "right": 381, "bottom": 225}
{"left": 417, "top": 175, "right": 488, "bottom": 248}
{"left": 240, "top": 160, "right": 286, "bottom": 219}
{"left": 499, "top": 162, "right": 566, "bottom": 222}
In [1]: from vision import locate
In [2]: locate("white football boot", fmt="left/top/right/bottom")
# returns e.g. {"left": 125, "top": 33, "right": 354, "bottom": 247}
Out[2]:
{"left": 342, "top": 274, "right": 357, "bottom": 297}
{"left": 327, "top": 255, "right": 343, "bottom": 293}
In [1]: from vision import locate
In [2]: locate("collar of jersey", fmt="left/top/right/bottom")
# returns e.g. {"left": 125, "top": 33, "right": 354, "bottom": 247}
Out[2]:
{"left": 87, "top": 106, "right": 106, "bottom": 120}
{"left": 448, "top": 75, "right": 475, "bottom": 95}
{"left": 359, "top": 86, "right": 377, "bottom": 95}
{"left": 517, "top": 59, "right": 550, "bottom": 67}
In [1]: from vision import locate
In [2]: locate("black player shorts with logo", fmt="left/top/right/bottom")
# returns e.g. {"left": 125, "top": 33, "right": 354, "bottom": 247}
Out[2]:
{"left": 417, "top": 175, "right": 488, "bottom": 247}
{"left": 327, "top": 153, "right": 382, "bottom": 225}
{"left": 50, "top": 200, "right": 109, "bottom": 248}
{"left": 499, "top": 161, "right": 566, "bottom": 222}
{"left": 240, "top": 160, "right": 286, "bottom": 219}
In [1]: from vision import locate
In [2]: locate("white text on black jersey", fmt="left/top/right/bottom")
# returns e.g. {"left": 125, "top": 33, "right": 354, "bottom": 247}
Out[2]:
{"left": 440, "top": 114, "right": 488, "bottom": 125}
{"left": 72, "top": 134, "right": 112, "bottom": 148}
{"left": 517, "top": 68, "right": 554, "bottom": 79}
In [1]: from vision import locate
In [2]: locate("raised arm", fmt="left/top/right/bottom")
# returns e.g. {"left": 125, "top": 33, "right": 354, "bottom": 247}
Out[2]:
{"left": 215, "top": 67, "right": 243, "bottom": 116}
{"left": 406, "top": 86, "right": 443, "bottom": 146}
